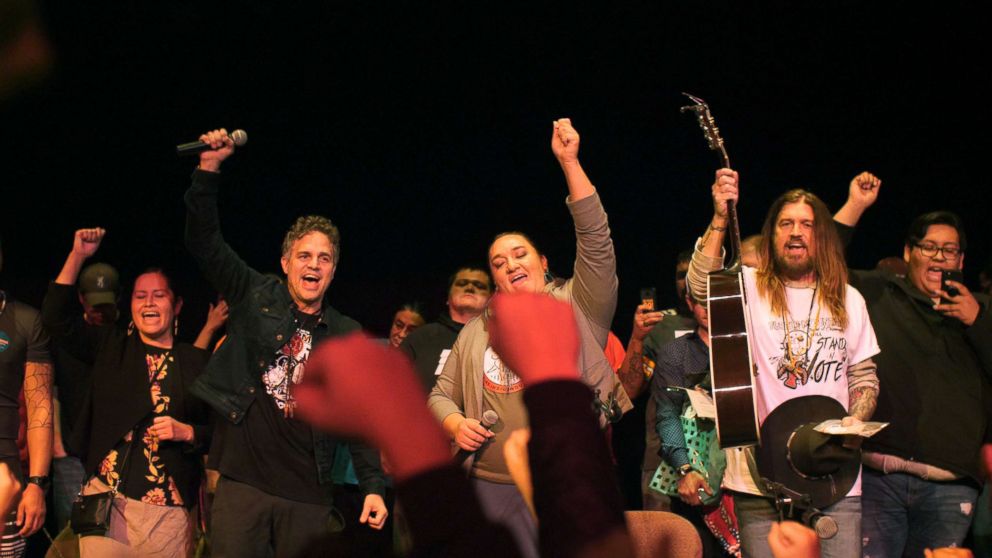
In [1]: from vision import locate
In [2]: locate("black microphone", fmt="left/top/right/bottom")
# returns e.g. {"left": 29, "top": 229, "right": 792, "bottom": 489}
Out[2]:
{"left": 454, "top": 410, "right": 499, "bottom": 464}
{"left": 176, "top": 129, "right": 248, "bottom": 156}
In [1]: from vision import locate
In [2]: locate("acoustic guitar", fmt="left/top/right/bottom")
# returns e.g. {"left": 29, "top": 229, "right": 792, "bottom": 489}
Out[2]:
{"left": 680, "top": 93, "right": 760, "bottom": 448}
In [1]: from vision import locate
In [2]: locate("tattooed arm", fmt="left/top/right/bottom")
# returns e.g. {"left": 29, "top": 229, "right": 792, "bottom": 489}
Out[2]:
{"left": 616, "top": 303, "right": 664, "bottom": 398}
{"left": 616, "top": 339, "right": 647, "bottom": 399}
{"left": 847, "top": 357, "right": 879, "bottom": 421}
{"left": 19, "top": 361, "right": 53, "bottom": 536}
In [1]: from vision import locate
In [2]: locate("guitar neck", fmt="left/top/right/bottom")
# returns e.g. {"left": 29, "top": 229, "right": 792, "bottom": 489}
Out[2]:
{"left": 718, "top": 147, "right": 743, "bottom": 272}
{"left": 725, "top": 200, "right": 743, "bottom": 272}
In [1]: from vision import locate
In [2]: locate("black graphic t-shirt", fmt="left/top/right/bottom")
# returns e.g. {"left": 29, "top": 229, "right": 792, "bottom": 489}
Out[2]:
{"left": 214, "top": 309, "right": 327, "bottom": 504}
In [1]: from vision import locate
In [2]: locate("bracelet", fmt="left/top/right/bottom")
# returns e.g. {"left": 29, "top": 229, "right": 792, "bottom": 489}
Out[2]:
{"left": 708, "top": 223, "right": 727, "bottom": 232}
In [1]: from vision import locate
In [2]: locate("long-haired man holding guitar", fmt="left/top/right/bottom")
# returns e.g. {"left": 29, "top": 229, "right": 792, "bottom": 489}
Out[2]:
{"left": 686, "top": 168, "right": 881, "bottom": 558}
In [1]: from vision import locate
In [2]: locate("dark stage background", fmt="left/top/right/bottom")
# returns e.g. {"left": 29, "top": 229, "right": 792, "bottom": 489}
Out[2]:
{"left": 2, "top": 1, "right": 988, "bottom": 512}
{"left": 2, "top": 2, "right": 987, "bottom": 340}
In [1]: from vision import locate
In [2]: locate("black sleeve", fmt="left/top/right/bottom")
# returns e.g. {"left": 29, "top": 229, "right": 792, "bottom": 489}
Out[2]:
{"left": 524, "top": 380, "right": 627, "bottom": 558}
{"left": 847, "top": 268, "right": 886, "bottom": 301}
{"left": 184, "top": 169, "right": 262, "bottom": 307}
{"left": 835, "top": 219, "right": 855, "bottom": 250}
{"left": 183, "top": 346, "right": 214, "bottom": 454}
{"left": 966, "top": 295, "right": 992, "bottom": 381}
{"left": 18, "top": 302, "right": 51, "bottom": 364}
{"left": 348, "top": 441, "right": 386, "bottom": 497}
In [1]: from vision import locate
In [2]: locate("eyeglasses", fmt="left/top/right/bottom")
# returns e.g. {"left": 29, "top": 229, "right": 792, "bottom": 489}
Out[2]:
{"left": 915, "top": 242, "right": 962, "bottom": 260}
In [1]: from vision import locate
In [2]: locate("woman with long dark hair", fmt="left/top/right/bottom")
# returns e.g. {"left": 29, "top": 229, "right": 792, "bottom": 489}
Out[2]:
{"left": 43, "top": 228, "right": 210, "bottom": 558}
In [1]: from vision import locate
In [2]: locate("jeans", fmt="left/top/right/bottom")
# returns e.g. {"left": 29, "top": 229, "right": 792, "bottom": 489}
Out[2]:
{"left": 52, "top": 455, "right": 86, "bottom": 530}
{"left": 861, "top": 469, "right": 977, "bottom": 558}
{"left": 734, "top": 492, "right": 861, "bottom": 558}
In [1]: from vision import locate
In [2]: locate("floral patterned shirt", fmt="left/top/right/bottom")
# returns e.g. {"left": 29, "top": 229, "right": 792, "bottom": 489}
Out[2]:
{"left": 99, "top": 347, "right": 184, "bottom": 506}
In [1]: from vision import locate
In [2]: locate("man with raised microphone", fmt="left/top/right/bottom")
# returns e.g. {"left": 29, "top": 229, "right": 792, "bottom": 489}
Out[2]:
{"left": 184, "top": 129, "right": 387, "bottom": 557}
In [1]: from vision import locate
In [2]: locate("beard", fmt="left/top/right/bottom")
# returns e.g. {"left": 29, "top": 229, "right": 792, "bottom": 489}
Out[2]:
{"left": 774, "top": 250, "right": 814, "bottom": 281}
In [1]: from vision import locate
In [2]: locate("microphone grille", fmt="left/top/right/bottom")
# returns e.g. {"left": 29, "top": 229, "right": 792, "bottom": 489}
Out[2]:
{"left": 230, "top": 129, "right": 248, "bottom": 146}
{"left": 482, "top": 410, "right": 499, "bottom": 427}
{"left": 813, "top": 515, "right": 838, "bottom": 540}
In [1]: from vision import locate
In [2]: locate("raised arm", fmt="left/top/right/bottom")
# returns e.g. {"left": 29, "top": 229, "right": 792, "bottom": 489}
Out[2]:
{"left": 552, "top": 118, "right": 618, "bottom": 332}
{"left": 42, "top": 229, "right": 108, "bottom": 363}
{"left": 833, "top": 171, "right": 881, "bottom": 228}
{"left": 55, "top": 228, "right": 104, "bottom": 286}
{"left": 685, "top": 169, "right": 738, "bottom": 302}
{"left": 184, "top": 129, "right": 260, "bottom": 306}
{"left": 552, "top": 118, "right": 594, "bottom": 203}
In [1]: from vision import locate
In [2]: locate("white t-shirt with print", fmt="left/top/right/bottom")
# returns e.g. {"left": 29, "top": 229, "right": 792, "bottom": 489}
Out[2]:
{"left": 722, "top": 266, "right": 880, "bottom": 497}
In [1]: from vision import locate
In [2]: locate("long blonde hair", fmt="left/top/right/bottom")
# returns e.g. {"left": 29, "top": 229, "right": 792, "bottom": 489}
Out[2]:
{"left": 755, "top": 189, "right": 848, "bottom": 328}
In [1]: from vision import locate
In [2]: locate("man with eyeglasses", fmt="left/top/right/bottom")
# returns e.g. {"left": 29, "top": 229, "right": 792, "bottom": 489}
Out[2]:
{"left": 838, "top": 203, "right": 992, "bottom": 556}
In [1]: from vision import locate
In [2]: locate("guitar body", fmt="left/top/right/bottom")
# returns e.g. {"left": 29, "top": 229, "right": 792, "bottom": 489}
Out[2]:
{"left": 707, "top": 268, "right": 760, "bottom": 449}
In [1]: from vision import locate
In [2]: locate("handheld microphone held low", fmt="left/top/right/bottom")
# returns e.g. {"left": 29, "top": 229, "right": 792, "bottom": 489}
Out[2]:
{"left": 176, "top": 129, "right": 248, "bottom": 156}
{"left": 802, "top": 508, "right": 838, "bottom": 540}
{"left": 454, "top": 410, "right": 499, "bottom": 464}
{"left": 479, "top": 410, "right": 499, "bottom": 431}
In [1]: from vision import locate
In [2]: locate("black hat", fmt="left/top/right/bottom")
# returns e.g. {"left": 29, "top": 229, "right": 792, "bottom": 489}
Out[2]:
{"left": 79, "top": 263, "right": 120, "bottom": 307}
{"left": 755, "top": 396, "right": 860, "bottom": 509}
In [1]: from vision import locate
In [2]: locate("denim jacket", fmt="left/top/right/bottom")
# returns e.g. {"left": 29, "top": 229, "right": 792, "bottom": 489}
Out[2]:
{"left": 184, "top": 169, "right": 385, "bottom": 498}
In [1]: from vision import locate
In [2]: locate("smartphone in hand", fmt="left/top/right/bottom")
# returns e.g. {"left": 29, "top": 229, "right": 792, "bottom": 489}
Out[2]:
{"left": 941, "top": 269, "right": 964, "bottom": 302}
{"left": 640, "top": 287, "right": 656, "bottom": 311}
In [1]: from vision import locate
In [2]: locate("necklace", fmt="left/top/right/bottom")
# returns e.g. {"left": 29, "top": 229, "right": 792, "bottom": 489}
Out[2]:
{"left": 277, "top": 307, "right": 323, "bottom": 418}
{"left": 780, "top": 281, "right": 820, "bottom": 384}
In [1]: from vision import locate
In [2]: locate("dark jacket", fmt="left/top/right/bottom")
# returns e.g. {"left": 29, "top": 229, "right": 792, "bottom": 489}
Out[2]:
{"left": 399, "top": 313, "right": 464, "bottom": 394}
{"left": 851, "top": 269, "right": 992, "bottom": 482}
{"left": 184, "top": 169, "right": 385, "bottom": 497}
{"left": 42, "top": 282, "right": 210, "bottom": 507}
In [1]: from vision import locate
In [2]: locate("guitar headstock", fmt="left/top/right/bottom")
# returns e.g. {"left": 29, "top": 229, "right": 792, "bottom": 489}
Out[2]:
{"left": 680, "top": 93, "right": 729, "bottom": 167}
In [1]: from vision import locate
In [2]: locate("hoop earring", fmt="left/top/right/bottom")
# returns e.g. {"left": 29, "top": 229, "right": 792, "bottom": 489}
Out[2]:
{"left": 127, "top": 321, "right": 135, "bottom": 336}
{"left": 544, "top": 271, "right": 553, "bottom": 284}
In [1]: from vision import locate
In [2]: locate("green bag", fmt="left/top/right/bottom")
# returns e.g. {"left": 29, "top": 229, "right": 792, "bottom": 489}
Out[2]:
{"left": 649, "top": 411, "right": 726, "bottom": 506}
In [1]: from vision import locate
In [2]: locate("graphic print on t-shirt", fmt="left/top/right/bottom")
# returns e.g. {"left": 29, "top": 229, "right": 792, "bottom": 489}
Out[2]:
{"left": 482, "top": 346, "right": 523, "bottom": 394}
{"left": 263, "top": 326, "right": 313, "bottom": 412}
{"left": 770, "top": 314, "right": 847, "bottom": 390}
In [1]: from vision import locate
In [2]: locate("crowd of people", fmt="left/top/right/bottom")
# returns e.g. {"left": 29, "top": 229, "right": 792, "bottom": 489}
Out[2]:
{"left": 0, "top": 120, "right": 990, "bottom": 558}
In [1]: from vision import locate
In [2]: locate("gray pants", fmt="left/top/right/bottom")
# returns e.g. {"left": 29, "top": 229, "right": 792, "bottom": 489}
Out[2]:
{"left": 734, "top": 492, "right": 861, "bottom": 558}
{"left": 470, "top": 477, "right": 538, "bottom": 558}
{"left": 210, "top": 476, "right": 337, "bottom": 558}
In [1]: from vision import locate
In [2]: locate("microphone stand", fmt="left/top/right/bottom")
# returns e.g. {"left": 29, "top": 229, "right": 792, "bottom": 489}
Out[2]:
{"left": 761, "top": 479, "right": 838, "bottom": 540}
